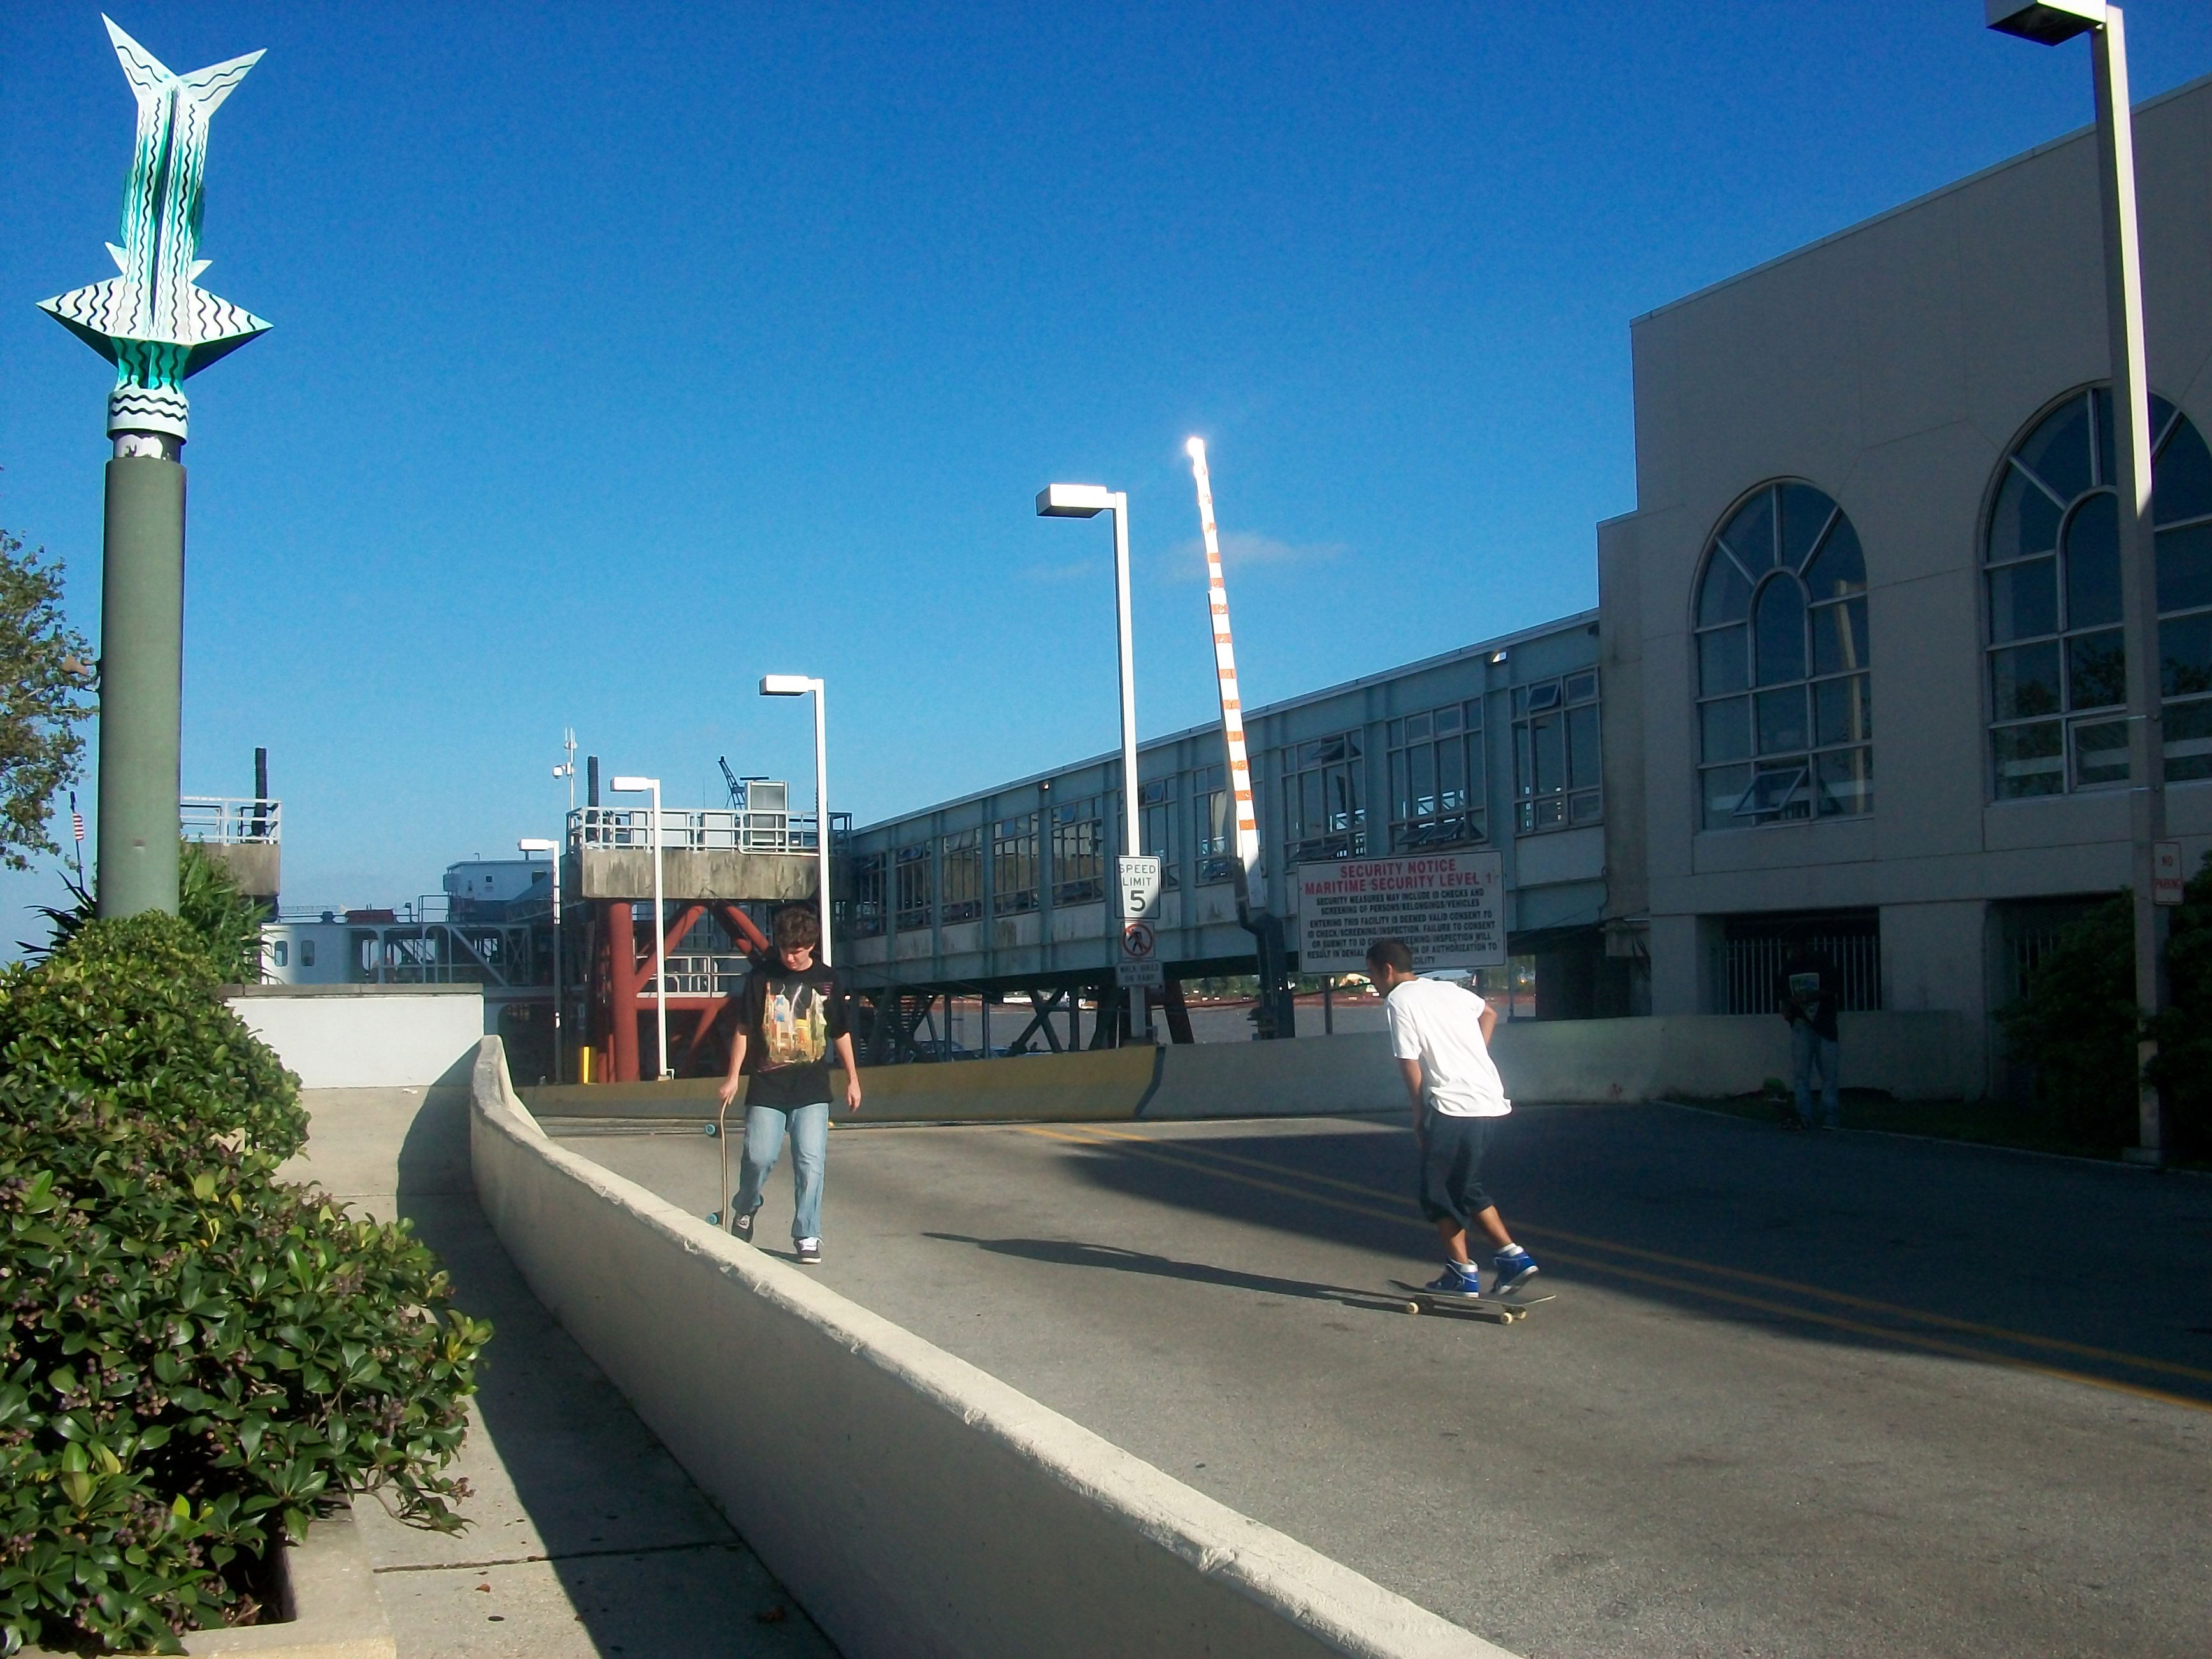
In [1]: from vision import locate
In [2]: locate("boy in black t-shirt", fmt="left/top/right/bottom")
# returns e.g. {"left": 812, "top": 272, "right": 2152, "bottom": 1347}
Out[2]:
{"left": 717, "top": 904, "right": 861, "bottom": 1262}
{"left": 1776, "top": 940, "right": 1841, "bottom": 1131}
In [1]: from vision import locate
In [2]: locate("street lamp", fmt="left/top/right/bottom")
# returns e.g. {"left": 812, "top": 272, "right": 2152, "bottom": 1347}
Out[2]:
{"left": 518, "top": 838, "right": 563, "bottom": 1082}
{"left": 1986, "top": 0, "right": 2170, "bottom": 1160}
{"left": 760, "top": 676, "right": 832, "bottom": 965}
{"left": 1036, "top": 482, "right": 1146, "bottom": 1044}
{"left": 608, "top": 775, "right": 670, "bottom": 1080}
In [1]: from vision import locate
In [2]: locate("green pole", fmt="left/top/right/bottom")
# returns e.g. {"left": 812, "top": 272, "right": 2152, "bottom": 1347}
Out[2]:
{"left": 96, "top": 454, "right": 185, "bottom": 917}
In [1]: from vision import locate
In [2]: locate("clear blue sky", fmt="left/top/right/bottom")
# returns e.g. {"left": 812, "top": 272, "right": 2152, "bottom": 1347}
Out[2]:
{"left": 3, "top": 1, "right": 2209, "bottom": 931}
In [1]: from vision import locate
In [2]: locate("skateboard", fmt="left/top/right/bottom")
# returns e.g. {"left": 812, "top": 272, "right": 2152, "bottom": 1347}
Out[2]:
{"left": 1388, "top": 1279, "right": 1555, "bottom": 1324}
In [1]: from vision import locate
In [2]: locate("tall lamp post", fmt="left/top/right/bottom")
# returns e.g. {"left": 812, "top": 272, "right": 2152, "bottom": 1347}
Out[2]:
{"left": 608, "top": 776, "right": 670, "bottom": 1080}
{"left": 39, "top": 20, "right": 271, "bottom": 917}
{"left": 1986, "top": 0, "right": 2169, "bottom": 1161}
{"left": 518, "top": 838, "right": 563, "bottom": 1082}
{"left": 1036, "top": 483, "right": 1147, "bottom": 1044}
{"left": 760, "top": 676, "right": 832, "bottom": 964}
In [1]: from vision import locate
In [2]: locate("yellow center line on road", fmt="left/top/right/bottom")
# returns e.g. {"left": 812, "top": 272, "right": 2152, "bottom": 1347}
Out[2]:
{"left": 1015, "top": 1123, "right": 2212, "bottom": 1416}
{"left": 1064, "top": 1122, "right": 2212, "bottom": 1389}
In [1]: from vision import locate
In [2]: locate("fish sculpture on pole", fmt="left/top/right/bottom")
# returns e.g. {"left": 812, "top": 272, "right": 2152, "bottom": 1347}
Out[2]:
{"left": 36, "top": 17, "right": 269, "bottom": 918}
{"left": 40, "top": 15, "right": 270, "bottom": 449}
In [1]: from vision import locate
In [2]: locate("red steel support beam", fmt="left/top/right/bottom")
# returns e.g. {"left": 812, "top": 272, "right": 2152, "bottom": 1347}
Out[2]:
{"left": 603, "top": 900, "right": 640, "bottom": 1083}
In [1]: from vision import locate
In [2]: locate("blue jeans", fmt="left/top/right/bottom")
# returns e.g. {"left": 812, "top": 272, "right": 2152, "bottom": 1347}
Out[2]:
{"left": 735, "top": 1101, "right": 829, "bottom": 1240}
{"left": 1791, "top": 1024, "right": 1840, "bottom": 1128}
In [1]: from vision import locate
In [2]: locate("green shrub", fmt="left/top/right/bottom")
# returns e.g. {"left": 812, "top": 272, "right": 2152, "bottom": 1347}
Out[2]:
{"left": 2148, "top": 852, "right": 2212, "bottom": 1162}
{"left": 1996, "top": 895, "right": 2137, "bottom": 1149}
{"left": 0, "top": 914, "right": 302, "bottom": 1161}
{"left": 0, "top": 920, "right": 488, "bottom": 1655}
{"left": 23, "top": 844, "right": 265, "bottom": 987}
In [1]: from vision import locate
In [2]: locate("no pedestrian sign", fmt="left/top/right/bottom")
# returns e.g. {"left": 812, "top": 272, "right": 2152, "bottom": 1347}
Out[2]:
{"left": 1296, "top": 852, "right": 1506, "bottom": 974}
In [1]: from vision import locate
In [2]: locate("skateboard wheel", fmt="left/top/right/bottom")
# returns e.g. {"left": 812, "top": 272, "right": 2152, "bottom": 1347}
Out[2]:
{"left": 1404, "top": 1300, "right": 1423, "bottom": 1315}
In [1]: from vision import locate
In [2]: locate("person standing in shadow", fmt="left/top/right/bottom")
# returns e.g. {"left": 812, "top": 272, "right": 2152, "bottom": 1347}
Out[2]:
{"left": 1778, "top": 937, "right": 1842, "bottom": 1130}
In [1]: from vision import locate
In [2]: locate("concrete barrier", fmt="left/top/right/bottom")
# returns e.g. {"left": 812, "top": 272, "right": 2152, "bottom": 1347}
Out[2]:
{"left": 226, "top": 986, "right": 485, "bottom": 1089}
{"left": 471, "top": 1038, "right": 1514, "bottom": 1659}
{"left": 517, "top": 1009, "right": 1974, "bottom": 1126}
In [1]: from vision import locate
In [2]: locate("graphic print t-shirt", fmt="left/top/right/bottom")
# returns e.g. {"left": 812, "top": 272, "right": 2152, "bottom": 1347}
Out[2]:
{"left": 1776, "top": 960, "right": 1839, "bottom": 1041}
{"left": 740, "top": 961, "right": 848, "bottom": 1108}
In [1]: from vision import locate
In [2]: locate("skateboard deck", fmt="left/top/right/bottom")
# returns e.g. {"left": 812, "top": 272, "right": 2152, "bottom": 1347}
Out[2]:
{"left": 1388, "top": 1279, "right": 1555, "bottom": 1323}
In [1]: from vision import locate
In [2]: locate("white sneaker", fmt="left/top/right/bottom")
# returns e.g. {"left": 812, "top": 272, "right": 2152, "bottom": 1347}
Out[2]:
{"left": 795, "top": 1238, "right": 822, "bottom": 1264}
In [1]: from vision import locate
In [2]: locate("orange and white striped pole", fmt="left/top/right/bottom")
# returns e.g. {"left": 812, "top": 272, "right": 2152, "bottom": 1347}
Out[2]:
{"left": 1185, "top": 438, "right": 1263, "bottom": 901}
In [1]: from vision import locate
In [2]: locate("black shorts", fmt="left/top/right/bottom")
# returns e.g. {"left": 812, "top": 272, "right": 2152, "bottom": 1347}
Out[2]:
{"left": 1418, "top": 1113, "right": 1498, "bottom": 1228}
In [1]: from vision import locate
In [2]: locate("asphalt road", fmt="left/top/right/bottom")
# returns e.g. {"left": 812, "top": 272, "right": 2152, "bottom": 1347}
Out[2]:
{"left": 571, "top": 1103, "right": 2212, "bottom": 1659}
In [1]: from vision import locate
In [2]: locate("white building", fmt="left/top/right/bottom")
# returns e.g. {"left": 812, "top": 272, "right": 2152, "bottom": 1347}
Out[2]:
{"left": 1598, "top": 69, "right": 2212, "bottom": 1092}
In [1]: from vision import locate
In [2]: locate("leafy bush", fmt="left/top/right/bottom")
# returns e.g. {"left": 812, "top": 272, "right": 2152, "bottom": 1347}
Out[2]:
{"left": 24, "top": 843, "right": 265, "bottom": 986}
{"left": 0, "top": 917, "right": 488, "bottom": 1655}
{"left": 2148, "top": 852, "right": 2212, "bottom": 1162}
{"left": 1996, "top": 894, "right": 2137, "bottom": 1150}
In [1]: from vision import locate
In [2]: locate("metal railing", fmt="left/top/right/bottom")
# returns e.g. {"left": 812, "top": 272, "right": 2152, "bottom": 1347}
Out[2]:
{"left": 568, "top": 805, "right": 820, "bottom": 854}
{"left": 642, "top": 952, "right": 752, "bottom": 997}
{"left": 181, "top": 796, "right": 280, "bottom": 844}
{"left": 1723, "top": 934, "right": 1883, "bottom": 1016}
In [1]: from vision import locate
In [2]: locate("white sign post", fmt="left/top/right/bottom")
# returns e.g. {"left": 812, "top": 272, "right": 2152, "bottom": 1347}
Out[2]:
{"left": 1296, "top": 852, "right": 1506, "bottom": 974}
{"left": 1116, "top": 855, "right": 1165, "bottom": 988}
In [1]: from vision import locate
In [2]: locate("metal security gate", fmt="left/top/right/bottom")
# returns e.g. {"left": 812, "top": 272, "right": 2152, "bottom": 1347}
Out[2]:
{"left": 1721, "top": 912, "right": 1882, "bottom": 1015}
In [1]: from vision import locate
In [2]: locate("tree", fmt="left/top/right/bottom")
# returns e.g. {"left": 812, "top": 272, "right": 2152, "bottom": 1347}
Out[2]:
{"left": 0, "top": 528, "right": 92, "bottom": 870}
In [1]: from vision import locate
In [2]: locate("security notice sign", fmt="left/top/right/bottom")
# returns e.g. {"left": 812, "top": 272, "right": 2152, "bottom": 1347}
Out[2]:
{"left": 1296, "top": 852, "right": 1505, "bottom": 974}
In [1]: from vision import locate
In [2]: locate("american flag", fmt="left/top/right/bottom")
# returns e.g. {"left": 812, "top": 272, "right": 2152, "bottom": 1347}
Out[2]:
{"left": 70, "top": 794, "right": 83, "bottom": 843}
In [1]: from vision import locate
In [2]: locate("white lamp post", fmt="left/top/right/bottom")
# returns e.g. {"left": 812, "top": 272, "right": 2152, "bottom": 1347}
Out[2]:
{"left": 760, "top": 675, "right": 831, "bottom": 965}
{"left": 1036, "top": 482, "right": 1147, "bottom": 1044}
{"left": 1986, "top": 0, "right": 2169, "bottom": 1160}
{"left": 518, "top": 837, "right": 563, "bottom": 1082}
{"left": 608, "top": 775, "right": 670, "bottom": 1080}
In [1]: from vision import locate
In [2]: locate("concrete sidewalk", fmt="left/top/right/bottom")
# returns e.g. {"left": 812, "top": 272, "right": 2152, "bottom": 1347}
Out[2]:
{"left": 280, "top": 1087, "right": 837, "bottom": 1659}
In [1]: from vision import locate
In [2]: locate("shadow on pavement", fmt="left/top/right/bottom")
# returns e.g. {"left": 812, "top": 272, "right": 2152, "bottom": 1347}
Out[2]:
{"left": 922, "top": 1232, "right": 1407, "bottom": 1315}
{"left": 365, "top": 1089, "right": 837, "bottom": 1658}
{"left": 1035, "top": 1107, "right": 2212, "bottom": 1405}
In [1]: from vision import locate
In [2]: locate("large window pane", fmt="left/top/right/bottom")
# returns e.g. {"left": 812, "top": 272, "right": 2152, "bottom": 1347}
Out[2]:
{"left": 2071, "top": 719, "right": 2130, "bottom": 789}
{"left": 2158, "top": 521, "right": 2212, "bottom": 614}
{"left": 1991, "top": 642, "right": 2062, "bottom": 721}
{"left": 1567, "top": 705, "right": 1600, "bottom": 789}
{"left": 1699, "top": 628, "right": 1748, "bottom": 695}
{"left": 1781, "top": 484, "right": 1836, "bottom": 571}
{"left": 1815, "top": 747, "right": 1873, "bottom": 816}
{"left": 1992, "top": 722, "right": 2064, "bottom": 799}
{"left": 1814, "top": 674, "right": 1872, "bottom": 747}
{"left": 1697, "top": 553, "right": 1752, "bottom": 625}
{"left": 1721, "top": 489, "right": 1777, "bottom": 572}
{"left": 1988, "top": 464, "right": 2064, "bottom": 563}
{"left": 2162, "top": 612, "right": 2212, "bottom": 697}
{"left": 1438, "top": 738, "right": 1465, "bottom": 810}
{"left": 1755, "top": 686, "right": 1809, "bottom": 755}
{"left": 1702, "top": 765, "right": 1750, "bottom": 829}
{"left": 2019, "top": 395, "right": 2094, "bottom": 503}
{"left": 1988, "top": 557, "right": 2057, "bottom": 643}
{"left": 1802, "top": 517, "right": 1865, "bottom": 599}
{"left": 2067, "top": 629, "right": 2126, "bottom": 710}
{"left": 1532, "top": 715, "right": 1563, "bottom": 796}
{"left": 1811, "top": 596, "right": 1869, "bottom": 676}
{"left": 2165, "top": 698, "right": 2212, "bottom": 782}
{"left": 1701, "top": 696, "right": 1749, "bottom": 762}
{"left": 1753, "top": 577, "right": 1808, "bottom": 684}
{"left": 1409, "top": 744, "right": 1435, "bottom": 817}
{"left": 2154, "top": 415, "right": 2212, "bottom": 526}
{"left": 2063, "top": 492, "right": 2122, "bottom": 628}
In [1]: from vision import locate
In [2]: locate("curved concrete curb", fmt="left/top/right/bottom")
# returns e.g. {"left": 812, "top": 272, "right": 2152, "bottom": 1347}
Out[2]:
{"left": 471, "top": 1038, "right": 1518, "bottom": 1659}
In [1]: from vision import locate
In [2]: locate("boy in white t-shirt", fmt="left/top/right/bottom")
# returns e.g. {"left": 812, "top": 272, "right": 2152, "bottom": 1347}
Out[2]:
{"left": 1366, "top": 937, "right": 1540, "bottom": 1301}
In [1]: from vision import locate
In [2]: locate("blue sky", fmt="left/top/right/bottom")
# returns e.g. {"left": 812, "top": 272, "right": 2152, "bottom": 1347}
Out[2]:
{"left": 4, "top": 1, "right": 2209, "bottom": 931}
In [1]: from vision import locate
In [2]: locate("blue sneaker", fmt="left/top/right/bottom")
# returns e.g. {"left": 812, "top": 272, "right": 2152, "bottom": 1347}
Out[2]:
{"left": 1421, "top": 1262, "right": 1484, "bottom": 1298}
{"left": 1491, "top": 1247, "right": 1540, "bottom": 1297}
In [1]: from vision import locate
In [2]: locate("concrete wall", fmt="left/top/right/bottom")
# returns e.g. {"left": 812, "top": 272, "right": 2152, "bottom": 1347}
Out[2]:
{"left": 522, "top": 1010, "right": 1971, "bottom": 1126}
{"left": 470, "top": 1039, "right": 1512, "bottom": 1659}
{"left": 226, "top": 986, "right": 485, "bottom": 1089}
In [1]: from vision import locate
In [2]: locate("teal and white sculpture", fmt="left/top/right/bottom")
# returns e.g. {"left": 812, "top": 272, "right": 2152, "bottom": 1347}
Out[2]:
{"left": 39, "top": 16, "right": 268, "bottom": 450}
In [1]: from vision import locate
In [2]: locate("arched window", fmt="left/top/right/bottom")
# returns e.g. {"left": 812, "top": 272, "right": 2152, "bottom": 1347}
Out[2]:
{"left": 1986, "top": 388, "right": 2212, "bottom": 797}
{"left": 1695, "top": 482, "right": 1869, "bottom": 829}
